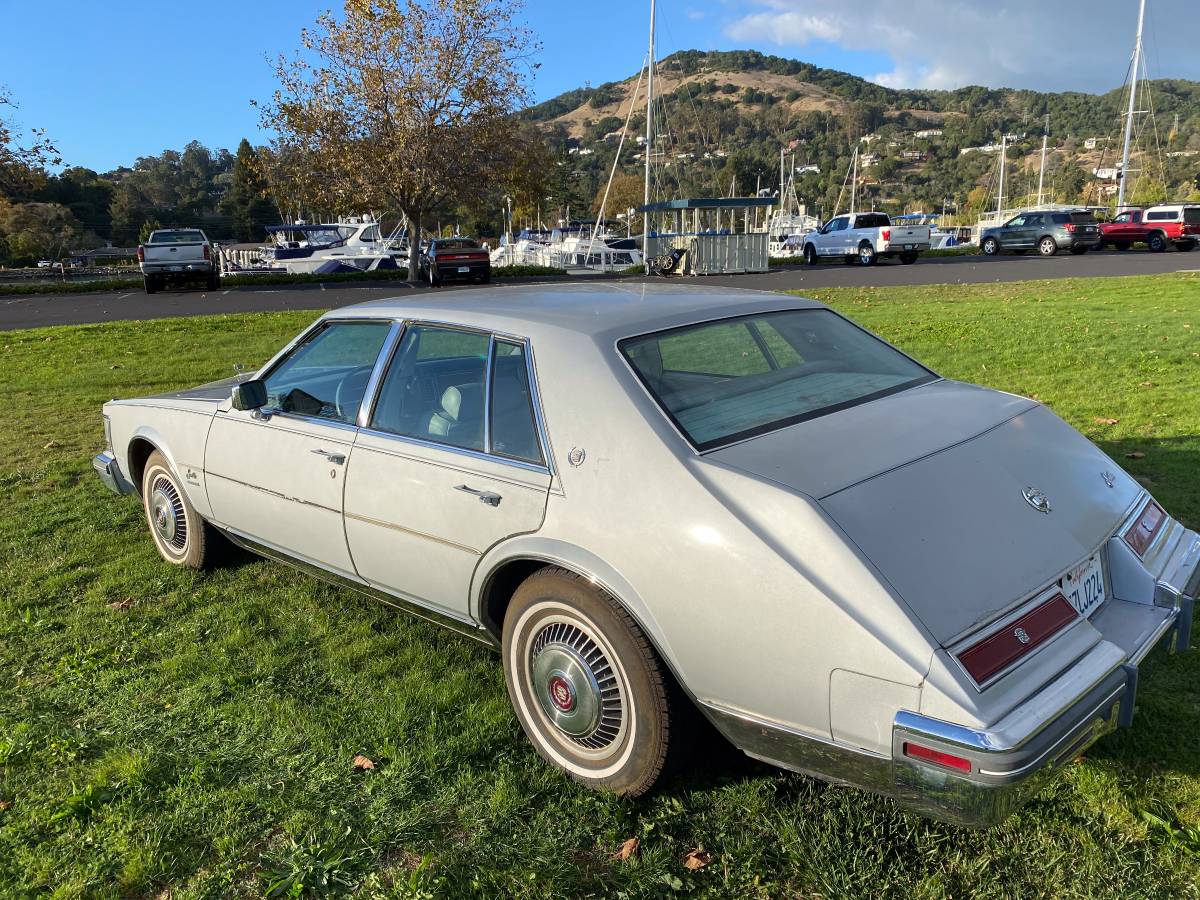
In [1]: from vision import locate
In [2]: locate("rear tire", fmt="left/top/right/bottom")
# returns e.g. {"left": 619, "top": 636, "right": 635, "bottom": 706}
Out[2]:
{"left": 1148, "top": 232, "right": 1167, "bottom": 253}
{"left": 1176, "top": 240, "right": 1196, "bottom": 252}
{"left": 502, "top": 567, "right": 674, "bottom": 797}
{"left": 144, "top": 275, "right": 158, "bottom": 294}
{"left": 803, "top": 244, "right": 817, "bottom": 266}
{"left": 141, "top": 450, "right": 213, "bottom": 569}
{"left": 1070, "top": 246, "right": 1088, "bottom": 255}
{"left": 1039, "top": 236, "right": 1058, "bottom": 257}
{"left": 898, "top": 251, "right": 918, "bottom": 265}
{"left": 981, "top": 237, "right": 1000, "bottom": 256}
{"left": 207, "top": 272, "right": 220, "bottom": 291}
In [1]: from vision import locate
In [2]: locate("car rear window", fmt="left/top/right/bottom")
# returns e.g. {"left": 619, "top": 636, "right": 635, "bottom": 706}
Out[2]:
{"left": 620, "top": 309, "right": 937, "bottom": 451}
{"left": 436, "top": 239, "right": 481, "bottom": 250}
{"left": 1052, "top": 212, "right": 1096, "bottom": 225}
{"left": 854, "top": 213, "right": 889, "bottom": 229}
{"left": 1184, "top": 208, "right": 1200, "bottom": 225}
{"left": 1146, "top": 210, "right": 1178, "bottom": 221}
{"left": 150, "top": 230, "right": 205, "bottom": 244}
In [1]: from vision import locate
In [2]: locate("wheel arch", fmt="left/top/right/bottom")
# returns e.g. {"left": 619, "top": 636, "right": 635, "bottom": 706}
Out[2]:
{"left": 474, "top": 539, "right": 682, "bottom": 682}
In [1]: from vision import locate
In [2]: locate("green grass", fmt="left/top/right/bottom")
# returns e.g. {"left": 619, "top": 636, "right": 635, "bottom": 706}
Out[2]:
{"left": 2, "top": 273, "right": 1199, "bottom": 897}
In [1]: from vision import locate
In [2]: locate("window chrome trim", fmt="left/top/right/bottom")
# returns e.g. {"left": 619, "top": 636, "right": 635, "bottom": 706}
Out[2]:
{"left": 483, "top": 334, "right": 496, "bottom": 454}
{"left": 357, "top": 321, "right": 405, "bottom": 429}
{"left": 357, "top": 425, "right": 551, "bottom": 477}
{"left": 257, "top": 316, "right": 397, "bottom": 384}
{"left": 523, "top": 337, "right": 557, "bottom": 477}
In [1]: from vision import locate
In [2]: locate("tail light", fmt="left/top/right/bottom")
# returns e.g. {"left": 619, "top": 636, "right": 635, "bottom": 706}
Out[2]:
{"left": 137, "top": 246, "right": 144, "bottom": 262}
{"left": 881, "top": 229, "right": 891, "bottom": 241}
{"left": 1123, "top": 499, "right": 1166, "bottom": 557}
{"left": 203, "top": 244, "right": 211, "bottom": 261}
{"left": 956, "top": 593, "right": 1078, "bottom": 685}
{"left": 903, "top": 742, "right": 972, "bottom": 773}
{"left": 1064, "top": 223, "right": 1077, "bottom": 233}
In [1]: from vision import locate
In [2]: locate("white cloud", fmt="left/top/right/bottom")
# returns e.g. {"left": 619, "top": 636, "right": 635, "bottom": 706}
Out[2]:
{"left": 723, "top": 0, "right": 1200, "bottom": 93}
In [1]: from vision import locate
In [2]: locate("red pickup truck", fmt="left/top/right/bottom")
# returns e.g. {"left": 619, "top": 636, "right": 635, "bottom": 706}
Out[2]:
{"left": 1099, "top": 204, "right": 1200, "bottom": 252}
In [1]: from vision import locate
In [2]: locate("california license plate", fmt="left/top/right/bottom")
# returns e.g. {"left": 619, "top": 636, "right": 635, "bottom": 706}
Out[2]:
{"left": 1063, "top": 554, "right": 1106, "bottom": 617}
{"left": 458, "top": 266, "right": 470, "bottom": 273}
{"left": 170, "top": 265, "right": 182, "bottom": 272}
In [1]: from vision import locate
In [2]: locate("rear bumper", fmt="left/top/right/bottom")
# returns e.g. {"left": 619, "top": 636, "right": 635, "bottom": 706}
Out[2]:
{"left": 704, "top": 527, "right": 1197, "bottom": 828}
{"left": 432, "top": 260, "right": 489, "bottom": 281}
{"left": 93, "top": 450, "right": 135, "bottom": 495}
{"left": 141, "top": 262, "right": 214, "bottom": 275}
{"left": 1060, "top": 234, "right": 1102, "bottom": 249}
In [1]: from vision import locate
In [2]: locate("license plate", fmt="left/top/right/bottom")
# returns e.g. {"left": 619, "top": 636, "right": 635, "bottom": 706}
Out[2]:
{"left": 170, "top": 265, "right": 182, "bottom": 272}
{"left": 1063, "top": 554, "right": 1106, "bottom": 617}
{"left": 458, "top": 266, "right": 470, "bottom": 273}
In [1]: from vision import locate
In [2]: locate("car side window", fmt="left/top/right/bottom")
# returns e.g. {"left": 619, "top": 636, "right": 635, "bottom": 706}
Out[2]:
{"left": 262, "top": 321, "right": 392, "bottom": 423}
{"left": 370, "top": 325, "right": 489, "bottom": 451}
{"left": 1113, "top": 213, "right": 1132, "bottom": 223}
{"left": 1025, "top": 215, "right": 1044, "bottom": 227}
{"left": 1007, "top": 216, "right": 1026, "bottom": 228}
{"left": 489, "top": 341, "right": 544, "bottom": 465}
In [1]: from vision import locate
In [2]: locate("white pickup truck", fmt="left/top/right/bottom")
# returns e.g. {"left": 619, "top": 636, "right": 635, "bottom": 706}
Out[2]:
{"left": 801, "top": 212, "right": 931, "bottom": 266}
{"left": 138, "top": 228, "right": 219, "bottom": 293}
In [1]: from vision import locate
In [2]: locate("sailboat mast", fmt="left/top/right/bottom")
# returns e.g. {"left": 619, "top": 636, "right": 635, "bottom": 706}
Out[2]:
{"left": 1117, "top": 0, "right": 1146, "bottom": 209}
{"left": 642, "top": 0, "right": 656, "bottom": 268}
{"left": 1037, "top": 115, "right": 1049, "bottom": 207}
{"left": 849, "top": 147, "right": 858, "bottom": 216}
{"left": 996, "top": 135, "right": 1007, "bottom": 218}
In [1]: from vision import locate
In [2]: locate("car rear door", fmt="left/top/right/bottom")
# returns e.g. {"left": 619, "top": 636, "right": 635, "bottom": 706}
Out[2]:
{"left": 204, "top": 319, "right": 394, "bottom": 577}
{"left": 343, "top": 323, "right": 552, "bottom": 621}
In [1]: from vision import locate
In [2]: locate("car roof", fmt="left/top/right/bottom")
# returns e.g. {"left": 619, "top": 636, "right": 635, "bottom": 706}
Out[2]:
{"left": 325, "top": 282, "right": 826, "bottom": 340}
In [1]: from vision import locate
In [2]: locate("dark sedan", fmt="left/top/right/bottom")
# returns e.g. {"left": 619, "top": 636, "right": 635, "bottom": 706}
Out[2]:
{"left": 420, "top": 238, "right": 491, "bottom": 286}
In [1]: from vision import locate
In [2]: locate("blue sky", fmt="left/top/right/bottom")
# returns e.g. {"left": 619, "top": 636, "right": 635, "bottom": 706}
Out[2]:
{"left": 0, "top": 0, "right": 1194, "bottom": 173}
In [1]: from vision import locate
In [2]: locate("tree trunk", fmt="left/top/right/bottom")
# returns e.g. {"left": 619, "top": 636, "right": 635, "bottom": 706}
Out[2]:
{"left": 407, "top": 212, "right": 421, "bottom": 284}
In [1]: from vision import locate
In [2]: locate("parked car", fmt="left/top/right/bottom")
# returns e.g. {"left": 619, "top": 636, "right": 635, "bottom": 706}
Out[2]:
{"left": 93, "top": 284, "right": 1196, "bottom": 827}
{"left": 36, "top": 259, "right": 53, "bottom": 269}
{"left": 1099, "top": 204, "right": 1200, "bottom": 252}
{"left": 802, "top": 212, "right": 931, "bottom": 266}
{"left": 138, "top": 228, "right": 219, "bottom": 293}
{"left": 980, "top": 210, "right": 1101, "bottom": 257}
{"left": 419, "top": 237, "right": 491, "bottom": 286}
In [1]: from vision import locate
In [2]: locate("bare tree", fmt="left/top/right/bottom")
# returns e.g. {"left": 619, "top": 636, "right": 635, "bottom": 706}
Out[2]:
{"left": 256, "top": 0, "right": 537, "bottom": 281}
{"left": 0, "top": 87, "right": 60, "bottom": 199}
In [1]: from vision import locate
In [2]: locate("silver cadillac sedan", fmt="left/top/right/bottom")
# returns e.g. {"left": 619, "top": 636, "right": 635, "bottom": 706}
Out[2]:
{"left": 93, "top": 284, "right": 1196, "bottom": 826}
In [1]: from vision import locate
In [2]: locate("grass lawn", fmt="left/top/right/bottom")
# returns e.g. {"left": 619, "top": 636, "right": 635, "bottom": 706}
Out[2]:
{"left": 2, "top": 273, "right": 1199, "bottom": 898}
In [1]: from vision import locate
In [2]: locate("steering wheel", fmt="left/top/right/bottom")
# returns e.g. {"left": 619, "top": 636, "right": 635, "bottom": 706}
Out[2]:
{"left": 334, "top": 365, "right": 375, "bottom": 421}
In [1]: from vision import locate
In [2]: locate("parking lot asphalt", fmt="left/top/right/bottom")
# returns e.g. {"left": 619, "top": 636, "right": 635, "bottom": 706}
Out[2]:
{"left": 1, "top": 249, "right": 1195, "bottom": 331}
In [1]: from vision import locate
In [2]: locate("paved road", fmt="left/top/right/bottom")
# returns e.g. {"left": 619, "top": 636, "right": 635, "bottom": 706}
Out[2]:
{"left": 2, "top": 250, "right": 1196, "bottom": 331}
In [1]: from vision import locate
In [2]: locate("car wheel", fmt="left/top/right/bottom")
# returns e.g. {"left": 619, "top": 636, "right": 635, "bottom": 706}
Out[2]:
{"left": 1148, "top": 232, "right": 1167, "bottom": 253}
{"left": 428, "top": 264, "right": 439, "bottom": 287}
{"left": 1176, "top": 240, "right": 1196, "bottom": 252}
{"left": 141, "top": 450, "right": 212, "bottom": 569}
{"left": 981, "top": 237, "right": 999, "bottom": 256}
{"left": 144, "top": 275, "right": 157, "bottom": 294}
{"left": 207, "top": 272, "right": 220, "bottom": 291}
{"left": 898, "top": 251, "right": 918, "bottom": 265}
{"left": 503, "top": 567, "right": 674, "bottom": 796}
{"left": 803, "top": 244, "right": 817, "bottom": 266}
{"left": 1070, "top": 246, "right": 1088, "bottom": 255}
{"left": 857, "top": 242, "right": 877, "bottom": 266}
{"left": 1039, "top": 236, "right": 1058, "bottom": 257}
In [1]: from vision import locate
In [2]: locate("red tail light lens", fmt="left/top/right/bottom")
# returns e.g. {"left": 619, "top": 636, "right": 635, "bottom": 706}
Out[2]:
{"left": 203, "top": 244, "right": 211, "bottom": 261}
{"left": 137, "top": 246, "right": 144, "bottom": 262}
{"left": 957, "top": 593, "right": 1078, "bottom": 684}
{"left": 1123, "top": 500, "right": 1166, "bottom": 557}
{"left": 1064, "top": 223, "right": 1077, "bottom": 233}
{"left": 881, "top": 229, "right": 891, "bottom": 241}
{"left": 903, "top": 742, "right": 972, "bottom": 773}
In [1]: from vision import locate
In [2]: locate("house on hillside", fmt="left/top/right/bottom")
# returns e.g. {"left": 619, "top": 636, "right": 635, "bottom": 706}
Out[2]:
{"left": 1092, "top": 167, "right": 1119, "bottom": 180}
{"left": 914, "top": 128, "right": 943, "bottom": 139}
{"left": 860, "top": 134, "right": 880, "bottom": 145}
{"left": 860, "top": 153, "right": 880, "bottom": 167}
{"left": 901, "top": 149, "right": 925, "bottom": 161}
{"left": 795, "top": 164, "right": 820, "bottom": 175}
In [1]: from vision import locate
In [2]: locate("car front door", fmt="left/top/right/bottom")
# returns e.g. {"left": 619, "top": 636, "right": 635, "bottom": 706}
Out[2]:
{"left": 818, "top": 216, "right": 848, "bottom": 255}
{"left": 204, "top": 318, "right": 394, "bottom": 577}
{"left": 1000, "top": 215, "right": 1028, "bottom": 249}
{"left": 343, "top": 323, "right": 552, "bottom": 621}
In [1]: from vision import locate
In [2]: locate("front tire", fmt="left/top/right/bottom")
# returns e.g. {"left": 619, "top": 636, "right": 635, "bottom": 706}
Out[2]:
{"left": 503, "top": 567, "right": 673, "bottom": 796}
{"left": 1039, "top": 236, "right": 1058, "bottom": 257}
{"left": 141, "top": 450, "right": 212, "bottom": 569}
{"left": 802, "top": 244, "right": 817, "bottom": 266}
{"left": 857, "top": 242, "right": 877, "bottom": 266}
{"left": 981, "top": 237, "right": 1000, "bottom": 256}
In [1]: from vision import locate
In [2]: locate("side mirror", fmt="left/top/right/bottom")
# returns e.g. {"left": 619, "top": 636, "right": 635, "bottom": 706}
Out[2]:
{"left": 231, "top": 379, "right": 268, "bottom": 411}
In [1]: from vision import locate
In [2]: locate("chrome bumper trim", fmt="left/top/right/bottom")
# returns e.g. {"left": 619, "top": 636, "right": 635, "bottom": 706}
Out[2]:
{"left": 93, "top": 450, "right": 134, "bottom": 495}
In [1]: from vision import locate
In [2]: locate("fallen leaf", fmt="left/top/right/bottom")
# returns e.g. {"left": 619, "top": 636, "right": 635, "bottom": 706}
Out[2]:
{"left": 614, "top": 837, "right": 639, "bottom": 861}
{"left": 0, "top": 800, "right": 10, "bottom": 811}
{"left": 1093, "top": 417, "right": 1119, "bottom": 426}
{"left": 681, "top": 848, "right": 712, "bottom": 871}
{"left": 43, "top": 440, "right": 59, "bottom": 449}
{"left": 352, "top": 754, "right": 376, "bottom": 770}
{"left": 1140, "top": 381, "right": 1154, "bottom": 387}
{"left": 110, "top": 364, "right": 122, "bottom": 369}
{"left": 1126, "top": 451, "right": 1146, "bottom": 459}
{"left": 107, "top": 597, "right": 135, "bottom": 611}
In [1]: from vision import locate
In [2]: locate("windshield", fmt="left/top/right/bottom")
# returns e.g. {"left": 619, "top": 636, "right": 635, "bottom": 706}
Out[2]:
{"left": 150, "top": 230, "right": 204, "bottom": 244}
{"left": 620, "top": 309, "right": 937, "bottom": 450}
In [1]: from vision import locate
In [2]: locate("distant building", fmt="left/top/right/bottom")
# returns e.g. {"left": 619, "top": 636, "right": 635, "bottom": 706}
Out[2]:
{"left": 901, "top": 149, "right": 925, "bottom": 160}
{"left": 860, "top": 153, "right": 880, "bottom": 167}
{"left": 1092, "top": 167, "right": 1119, "bottom": 180}
{"left": 795, "top": 164, "right": 820, "bottom": 175}
{"left": 860, "top": 133, "right": 880, "bottom": 144}
{"left": 1084, "top": 137, "right": 1100, "bottom": 150}
{"left": 914, "top": 129, "right": 943, "bottom": 139}
{"left": 602, "top": 131, "right": 623, "bottom": 141}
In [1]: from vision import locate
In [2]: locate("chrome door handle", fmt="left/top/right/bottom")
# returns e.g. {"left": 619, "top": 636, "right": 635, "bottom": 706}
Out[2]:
{"left": 455, "top": 484, "right": 502, "bottom": 506}
{"left": 311, "top": 448, "right": 346, "bottom": 465}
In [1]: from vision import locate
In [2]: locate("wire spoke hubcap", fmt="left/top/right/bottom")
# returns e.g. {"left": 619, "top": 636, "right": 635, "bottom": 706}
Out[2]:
{"left": 150, "top": 476, "right": 187, "bottom": 550}
{"left": 530, "top": 622, "right": 623, "bottom": 750}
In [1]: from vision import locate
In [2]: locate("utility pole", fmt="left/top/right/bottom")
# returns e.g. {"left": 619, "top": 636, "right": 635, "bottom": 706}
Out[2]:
{"left": 849, "top": 147, "right": 859, "bottom": 216}
{"left": 996, "top": 134, "right": 1007, "bottom": 219}
{"left": 1037, "top": 115, "right": 1049, "bottom": 207}
{"left": 642, "top": 0, "right": 656, "bottom": 272}
{"left": 1117, "top": 0, "right": 1146, "bottom": 210}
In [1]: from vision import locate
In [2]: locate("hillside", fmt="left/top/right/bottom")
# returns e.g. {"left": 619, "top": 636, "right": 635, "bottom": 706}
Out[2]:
{"left": 530, "top": 50, "right": 1200, "bottom": 221}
